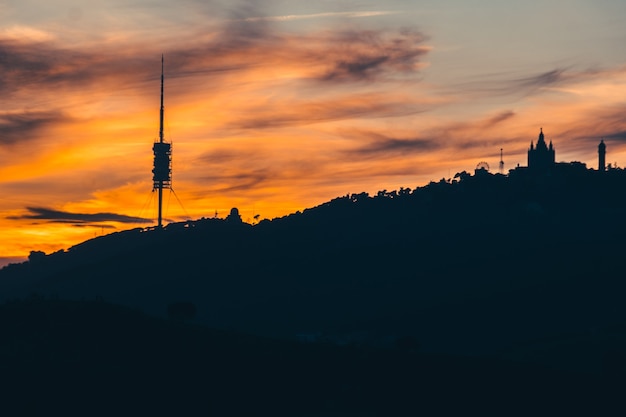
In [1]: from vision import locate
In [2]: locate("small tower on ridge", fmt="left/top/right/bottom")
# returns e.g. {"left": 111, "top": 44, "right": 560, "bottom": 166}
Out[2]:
{"left": 598, "top": 139, "right": 606, "bottom": 172}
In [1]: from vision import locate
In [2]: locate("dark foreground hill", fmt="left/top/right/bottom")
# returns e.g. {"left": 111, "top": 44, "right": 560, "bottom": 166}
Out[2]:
{"left": 2, "top": 169, "right": 626, "bottom": 376}
{"left": 0, "top": 298, "right": 624, "bottom": 417}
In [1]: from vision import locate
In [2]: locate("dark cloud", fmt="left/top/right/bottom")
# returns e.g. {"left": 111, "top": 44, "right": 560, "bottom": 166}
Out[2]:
{"left": 483, "top": 110, "right": 516, "bottom": 127}
{"left": 190, "top": 168, "right": 272, "bottom": 194}
{"left": 451, "top": 68, "right": 569, "bottom": 98}
{"left": 192, "top": 147, "right": 325, "bottom": 193}
{"left": 555, "top": 105, "right": 626, "bottom": 147}
{"left": 214, "top": 174, "right": 270, "bottom": 193}
{"left": 341, "top": 131, "right": 439, "bottom": 159}
{"left": 0, "top": 111, "right": 67, "bottom": 144}
{"left": 515, "top": 69, "right": 565, "bottom": 90}
{"left": 220, "top": 1, "right": 273, "bottom": 46}
{"left": 0, "top": 40, "right": 105, "bottom": 96}
{"left": 70, "top": 223, "right": 118, "bottom": 229}
{"left": 166, "top": 26, "right": 429, "bottom": 86}
{"left": 195, "top": 148, "right": 246, "bottom": 165}
{"left": 0, "top": 22, "right": 429, "bottom": 99}
{"left": 339, "top": 109, "right": 523, "bottom": 162}
{"left": 231, "top": 95, "right": 426, "bottom": 130}
{"left": 323, "top": 54, "right": 390, "bottom": 82}
{"left": 318, "top": 29, "right": 428, "bottom": 82}
{"left": 605, "top": 131, "right": 626, "bottom": 141}
{"left": 8, "top": 207, "right": 151, "bottom": 225}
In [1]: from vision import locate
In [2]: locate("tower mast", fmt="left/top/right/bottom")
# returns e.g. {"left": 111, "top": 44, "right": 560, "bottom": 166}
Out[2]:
{"left": 160, "top": 54, "right": 164, "bottom": 145}
{"left": 152, "top": 54, "right": 172, "bottom": 228}
{"left": 499, "top": 148, "right": 504, "bottom": 175}
{"left": 158, "top": 55, "right": 164, "bottom": 227}
{"left": 598, "top": 139, "right": 606, "bottom": 172}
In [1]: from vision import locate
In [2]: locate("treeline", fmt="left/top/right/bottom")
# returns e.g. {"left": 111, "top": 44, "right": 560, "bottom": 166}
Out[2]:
{"left": 1, "top": 168, "right": 626, "bottom": 359}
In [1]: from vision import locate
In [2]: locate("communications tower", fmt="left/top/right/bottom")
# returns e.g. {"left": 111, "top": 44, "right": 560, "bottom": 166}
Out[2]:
{"left": 499, "top": 148, "right": 504, "bottom": 174}
{"left": 152, "top": 55, "right": 172, "bottom": 228}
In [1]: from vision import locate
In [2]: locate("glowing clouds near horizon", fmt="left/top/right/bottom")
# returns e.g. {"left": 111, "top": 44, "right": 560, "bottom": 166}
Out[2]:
{"left": 1, "top": 2, "right": 626, "bottom": 263}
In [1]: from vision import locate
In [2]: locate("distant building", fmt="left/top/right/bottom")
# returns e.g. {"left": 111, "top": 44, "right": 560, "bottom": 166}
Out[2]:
{"left": 598, "top": 140, "right": 606, "bottom": 172}
{"left": 226, "top": 207, "right": 243, "bottom": 223}
{"left": 508, "top": 129, "right": 595, "bottom": 179}
{"left": 528, "top": 128, "right": 555, "bottom": 173}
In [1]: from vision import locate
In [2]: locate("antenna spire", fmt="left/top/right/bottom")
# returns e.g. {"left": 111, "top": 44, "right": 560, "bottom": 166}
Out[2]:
{"left": 152, "top": 54, "right": 172, "bottom": 228}
{"left": 159, "top": 54, "right": 164, "bottom": 144}
{"left": 499, "top": 148, "right": 504, "bottom": 174}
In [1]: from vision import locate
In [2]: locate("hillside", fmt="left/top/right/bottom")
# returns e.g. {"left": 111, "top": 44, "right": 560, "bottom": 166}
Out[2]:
{"left": 2, "top": 168, "right": 626, "bottom": 371}
{"left": 0, "top": 298, "right": 623, "bottom": 417}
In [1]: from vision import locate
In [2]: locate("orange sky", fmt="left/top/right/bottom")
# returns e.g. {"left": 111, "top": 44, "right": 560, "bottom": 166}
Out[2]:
{"left": 1, "top": 1, "right": 626, "bottom": 266}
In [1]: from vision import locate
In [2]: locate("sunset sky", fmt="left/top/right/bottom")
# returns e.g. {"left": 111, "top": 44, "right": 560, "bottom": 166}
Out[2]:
{"left": 1, "top": 0, "right": 626, "bottom": 266}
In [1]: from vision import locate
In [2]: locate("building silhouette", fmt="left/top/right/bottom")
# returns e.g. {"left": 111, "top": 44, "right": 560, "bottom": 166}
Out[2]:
{"left": 506, "top": 129, "right": 615, "bottom": 179}
{"left": 527, "top": 128, "right": 555, "bottom": 173}
{"left": 598, "top": 139, "right": 606, "bottom": 172}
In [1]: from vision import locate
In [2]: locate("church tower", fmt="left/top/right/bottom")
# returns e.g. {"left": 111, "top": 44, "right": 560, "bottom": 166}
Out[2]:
{"left": 598, "top": 139, "right": 606, "bottom": 172}
{"left": 528, "top": 128, "right": 555, "bottom": 173}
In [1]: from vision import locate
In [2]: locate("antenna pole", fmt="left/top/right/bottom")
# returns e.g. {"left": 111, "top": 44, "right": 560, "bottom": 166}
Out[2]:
{"left": 158, "top": 55, "right": 164, "bottom": 227}
{"left": 159, "top": 54, "right": 164, "bottom": 145}
{"left": 152, "top": 54, "right": 171, "bottom": 229}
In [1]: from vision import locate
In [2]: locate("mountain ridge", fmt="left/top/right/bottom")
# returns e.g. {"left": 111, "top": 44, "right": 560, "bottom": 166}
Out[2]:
{"left": 2, "top": 168, "right": 626, "bottom": 362}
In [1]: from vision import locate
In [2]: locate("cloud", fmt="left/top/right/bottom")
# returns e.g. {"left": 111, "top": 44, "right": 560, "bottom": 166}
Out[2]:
{"left": 0, "top": 22, "right": 430, "bottom": 110}
{"left": 605, "top": 130, "right": 626, "bottom": 141}
{"left": 167, "top": 26, "right": 429, "bottom": 86}
{"left": 341, "top": 131, "right": 439, "bottom": 159}
{"left": 210, "top": 170, "right": 271, "bottom": 194}
{"left": 192, "top": 150, "right": 302, "bottom": 193}
{"left": 0, "top": 39, "right": 90, "bottom": 96}
{"left": 483, "top": 111, "right": 516, "bottom": 127}
{"left": 243, "top": 11, "right": 400, "bottom": 22}
{"left": 449, "top": 68, "right": 569, "bottom": 99}
{"left": 0, "top": 25, "right": 55, "bottom": 42}
{"left": 229, "top": 93, "right": 427, "bottom": 130}
{"left": 8, "top": 207, "right": 151, "bottom": 225}
{"left": 0, "top": 111, "right": 67, "bottom": 144}
{"left": 548, "top": 104, "right": 626, "bottom": 155}
{"left": 340, "top": 109, "right": 519, "bottom": 160}
{"left": 318, "top": 29, "right": 429, "bottom": 82}
{"left": 515, "top": 69, "right": 566, "bottom": 90}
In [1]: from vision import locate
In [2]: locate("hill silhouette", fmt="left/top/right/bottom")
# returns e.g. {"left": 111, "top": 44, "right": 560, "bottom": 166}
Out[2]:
{"left": 0, "top": 297, "right": 623, "bottom": 417}
{"left": 2, "top": 167, "right": 626, "bottom": 414}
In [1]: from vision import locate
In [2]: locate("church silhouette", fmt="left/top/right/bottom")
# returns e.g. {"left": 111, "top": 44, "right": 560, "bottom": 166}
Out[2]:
{"left": 508, "top": 128, "right": 609, "bottom": 179}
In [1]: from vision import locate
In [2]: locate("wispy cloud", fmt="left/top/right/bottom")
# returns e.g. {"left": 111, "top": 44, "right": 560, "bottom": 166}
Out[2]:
{"left": 337, "top": 110, "right": 522, "bottom": 164}
{"left": 229, "top": 93, "right": 427, "bottom": 130}
{"left": 483, "top": 111, "right": 516, "bottom": 127}
{"left": 9, "top": 207, "right": 151, "bottom": 225}
{"left": 342, "top": 132, "right": 439, "bottom": 158}
{"left": 0, "top": 111, "right": 68, "bottom": 144}
{"left": 448, "top": 68, "right": 570, "bottom": 99}
{"left": 317, "top": 29, "right": 428, "bottom": 82}
{"left": 0, "top": 23, "right": 429, "bottom": 102}
{"left": 242, "top": 11, "right": 400, "bottom": 22}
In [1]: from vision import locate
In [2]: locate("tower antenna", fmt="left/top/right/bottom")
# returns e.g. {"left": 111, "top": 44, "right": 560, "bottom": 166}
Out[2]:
{"left": 152, "top": 54, "right": 172, "bottom": 228}
{"left": 160, "top": 54, "right": 164, "bottom": 144}
{"left": 499, "top": 148, "right": 504, "bottom": 175}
